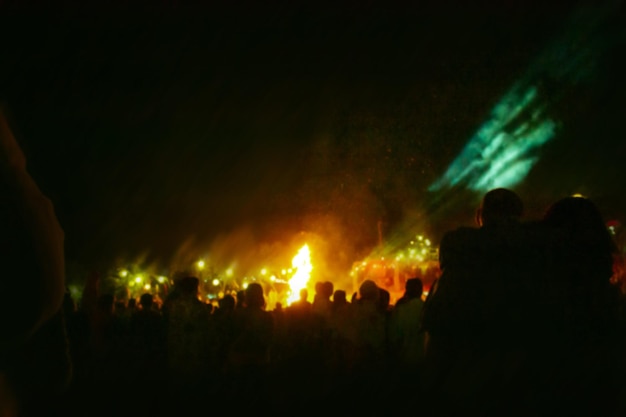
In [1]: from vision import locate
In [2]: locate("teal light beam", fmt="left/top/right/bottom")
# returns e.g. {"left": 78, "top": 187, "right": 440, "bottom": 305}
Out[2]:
{"left": 429, "top": 1, "right": 622, "bottom": 194}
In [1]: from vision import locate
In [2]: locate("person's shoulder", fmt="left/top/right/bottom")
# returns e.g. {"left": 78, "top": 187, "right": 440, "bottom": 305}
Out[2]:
{"left": 397, "top": 296, "right": 424, "bottom": 311}
{"left": 444, "top": 225, "right": 479, "bottom": 236}
{"left": 518, "top": 219, "right": 557, "bottom": 245}
{"left": 440, "top": 226, "right": 481, "bottom": 248}
{"left": 442, "top": 226, "right": 480, "bottom": 240}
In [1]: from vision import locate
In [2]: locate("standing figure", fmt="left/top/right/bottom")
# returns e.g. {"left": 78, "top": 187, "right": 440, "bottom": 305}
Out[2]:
{"left": 421, "top": 188, "right": 535, "bottom": 416}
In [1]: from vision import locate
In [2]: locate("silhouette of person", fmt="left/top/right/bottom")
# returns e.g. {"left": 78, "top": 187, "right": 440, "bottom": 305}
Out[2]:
{"left": 290, "top": 288, "right": 312, "bottom": 313}
{"left": 389, "top": 277, "right": 425, "bottom": 371}
{"left": 535, "top": 195, "right": 622, "bottom": 415}
{"left": 227, "top": 283, "right": 274, "bottom": 406}
{"left": 165, "top": 276, "right": 212, "bottom": 389}
{"left": 130, "top": 293, "right": 165, "bottom": 379}
{"left": 0, "top": 110, "right": 70, "bottom": 416}
{"left": 423, "top": 188, "right": 526, "bottom": 344}
{"left": 421, "top": 188, "right": 535, "bottom": 416}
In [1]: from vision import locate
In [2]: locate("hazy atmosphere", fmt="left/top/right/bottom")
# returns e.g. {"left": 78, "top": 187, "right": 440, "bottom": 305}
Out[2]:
{"left": 1, "top": 1, "right": 625, "bottom": 283}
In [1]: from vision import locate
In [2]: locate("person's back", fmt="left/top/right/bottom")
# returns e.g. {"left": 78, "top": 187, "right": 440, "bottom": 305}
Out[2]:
{"left": 421, "top": 188, "right": 538, "bottom": 415}
{"left": 424, "top": 188, "right": 531, "bottom": 340}
{"left": 290, "top": 288, "right": 312, "bottom": 313}
{"left": 131, "top": 294, "right": 164, "bottom": 357}
{"left": 166, "top": 277, "right": 212, "bottom": 383}
{"left": 389, "top": 278, "right": 426, "bottom": 371}
{"left": 352, "top": 280, "right": 387, "bottom": 370}
{"left": 536, "top": 196, "right": 622, "bottom": 415}
{"left": 312, "top": 281, "right": 333, "bottom": 320}
{"left": 328, "top": 289, "right": 357, "bottom": 375}
{"left": 213, "top": 294, "right": 237, "bottom": 371}
{"left": 542, "top": 197, "right": 617, "bottom": 328}
{"left": 226, "top": 283, "right": 274, "bottom": 406}
{"left": 229, "top": 283, "right": 274, "bottom": 366}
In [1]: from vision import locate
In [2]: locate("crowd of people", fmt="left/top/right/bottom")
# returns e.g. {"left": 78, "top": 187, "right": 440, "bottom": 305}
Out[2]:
{"left": 5, "top": 188, "right": 624, "bottom": 417}
{"left": 2, "top": 109, "right": 626, "bottom": 416}
{"left": 51, "top": 273, "right": 429, "bottom": 416}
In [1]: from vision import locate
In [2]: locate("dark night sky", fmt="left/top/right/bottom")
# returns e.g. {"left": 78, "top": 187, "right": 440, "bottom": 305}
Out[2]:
{"left": 1, "top": 1, "right": 625, "bottom": 275}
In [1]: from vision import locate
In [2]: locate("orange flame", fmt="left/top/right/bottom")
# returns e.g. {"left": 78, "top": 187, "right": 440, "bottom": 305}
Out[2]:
{"left": 287, "top": 244, "right": 312, "bottom": 305}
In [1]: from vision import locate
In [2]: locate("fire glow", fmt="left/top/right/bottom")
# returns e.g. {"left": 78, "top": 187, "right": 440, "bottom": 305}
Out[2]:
{"left": 287, "top": 244, "right": 312, "bottom": 305}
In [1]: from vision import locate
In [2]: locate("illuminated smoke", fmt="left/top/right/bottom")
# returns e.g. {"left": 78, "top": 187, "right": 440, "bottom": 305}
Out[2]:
{"left": 429, "top": 2, "right": 621, "bottom": 194}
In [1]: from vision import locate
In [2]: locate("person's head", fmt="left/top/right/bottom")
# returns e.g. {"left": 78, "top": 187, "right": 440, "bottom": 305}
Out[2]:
{"left": 236, "top": 290, "right": 246, "bottom": 308}
{"left": 245, "top": 282, "right": 265, "bottom": 309}
{"left": 545, "top": 196, "right": 604, "bottom": 230}
{"left": 219, "top": 294, "right": 235, "bottom": 311}
{"left": 359, "top": 279, "right": 379, "bottom": 302}
{"left": 378, "top": 288, "right": 390, "bottom": 310}
{"left": 333, "top": 289, "right": 347, "bottom": 305}
{"left": 299, "top": 288, "right": 308, "bottom": 302}
{"left": 405, "top": 277, "right": 423, "bottom": 299}
{"left": 544, "top": 196, "right": 614, "bottom": 248}
{"left": 139, "top": 293, "right": 153, "bottom": 310}
{"left": 178, "top": 276, "right": 199, "bottom": 297}
{"left": 477, "top": 188, "right": 524, "bottom": 227}
{"left": 323, "top": 281, "right": 334, "bottom": 298}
